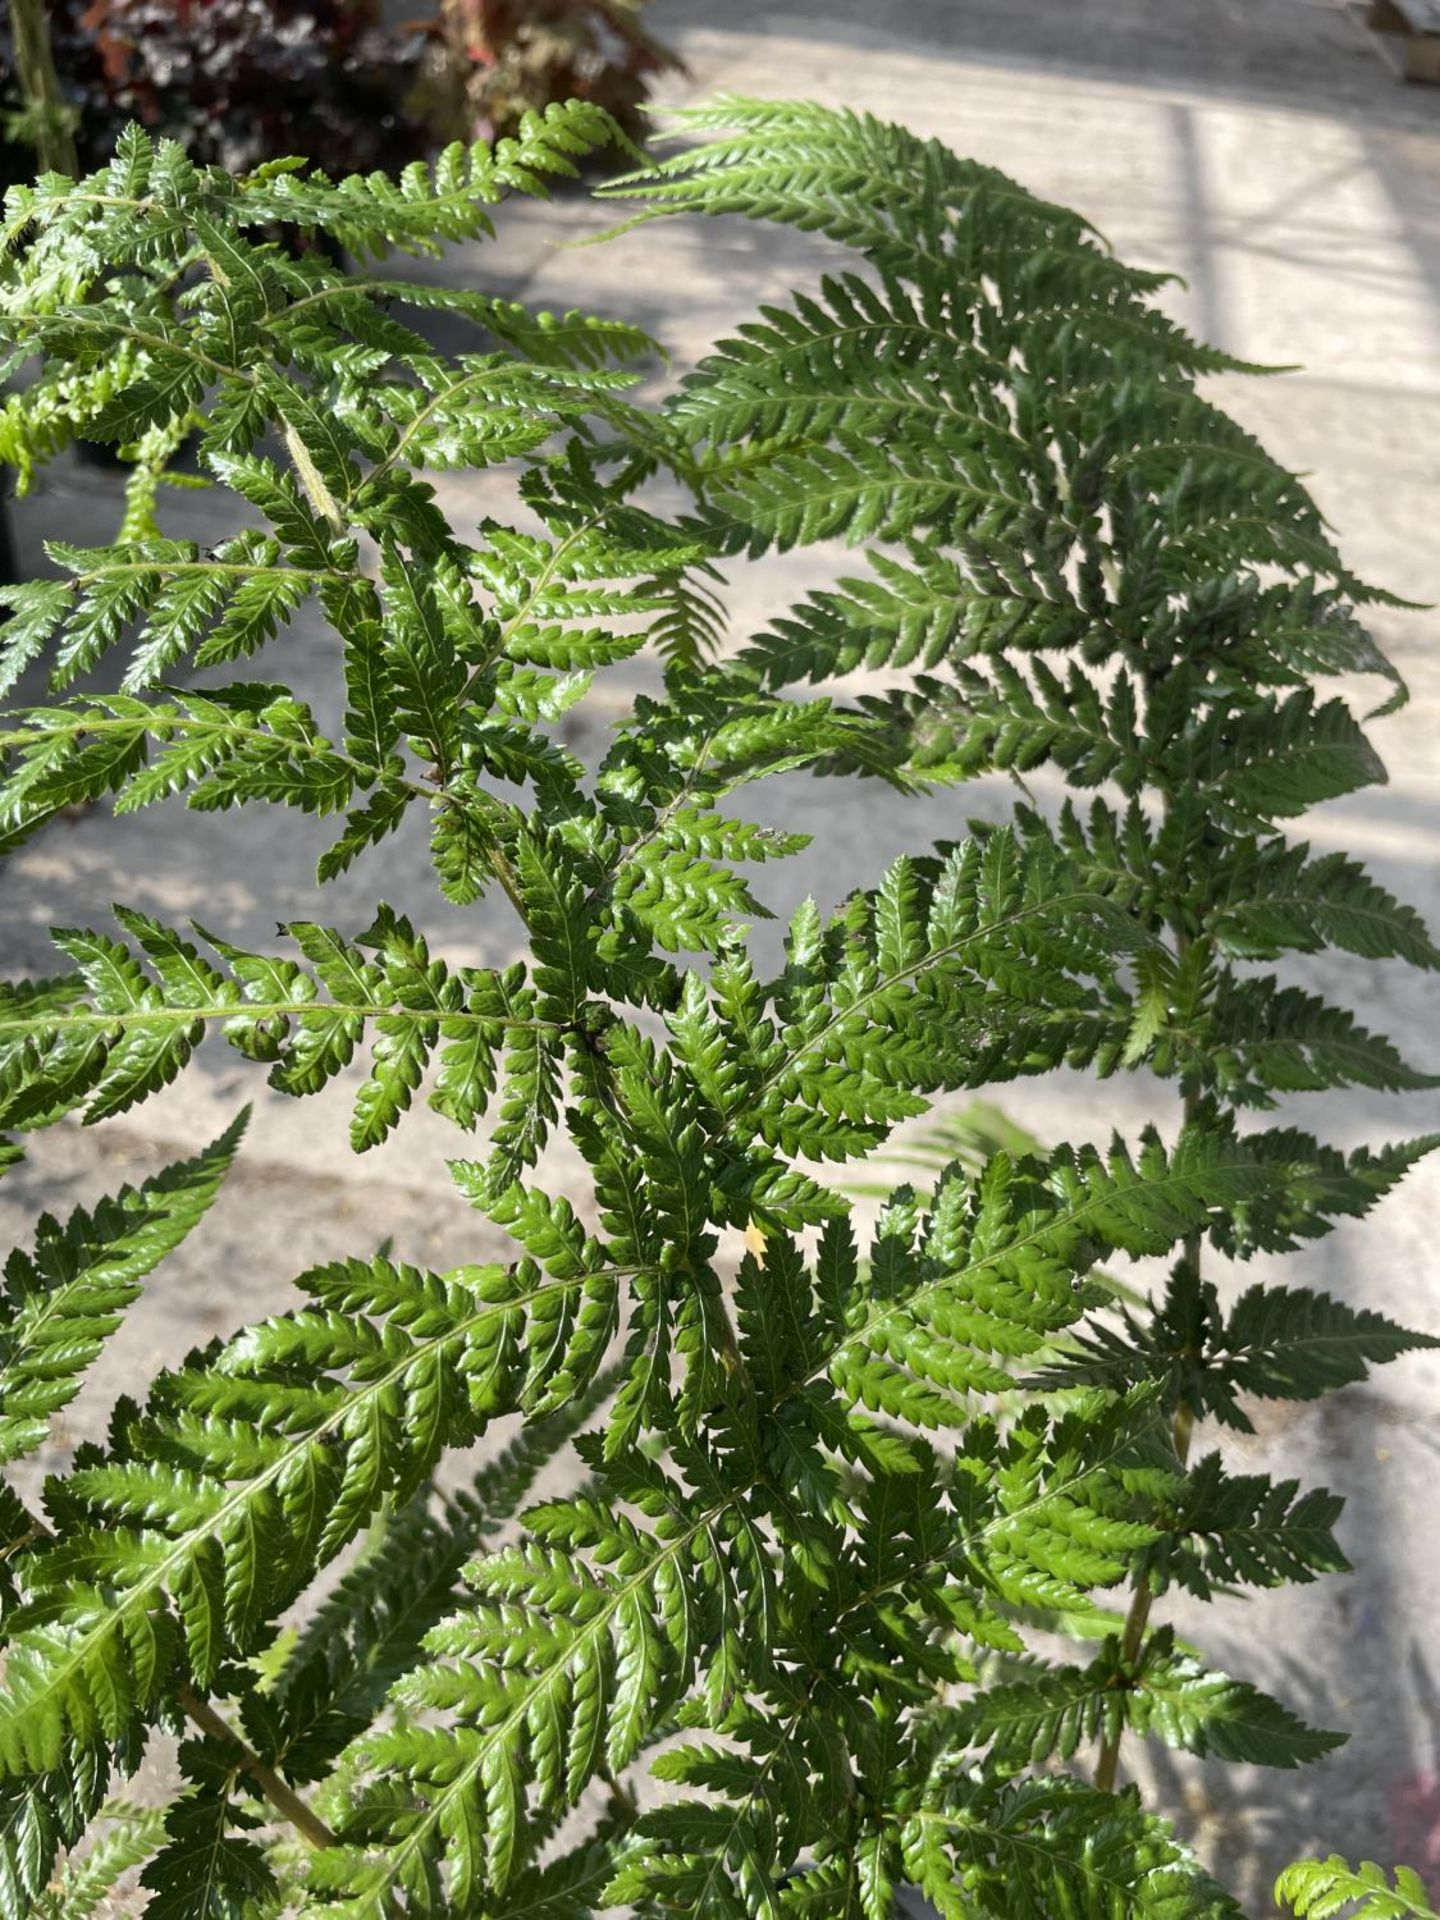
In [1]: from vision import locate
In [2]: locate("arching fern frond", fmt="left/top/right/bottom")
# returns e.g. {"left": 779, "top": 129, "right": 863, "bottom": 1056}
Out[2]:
{"left": 900, "top": 1770, "right": 1246, "bottom": 1919}
{"left": 0, "top": 1112, "right": 246, "bottom": 1469}
{"left": 0, "top": 907, "right": 566, "bottom": 1149}
{"left": 1035, "top": 1255, "right": 1440, "bottom": 1428}
{"left": 31, "top": 1800, "right": 167, "bottom": 1920}
{"left": 1143, "top": 1450, "right": 1349, "bottom": 1600}
{"left": 259, "top": 1372, "right": 618, "bottom": 1788}
{"left": 1277, "top": 1857, "right": 1440, "bottom": 1919}
{"left": 0, "top": 1251, "right": 617, "bottom": 1778}
{"left": 969, "top": 1626, "right": 1340, "bottom": 1773}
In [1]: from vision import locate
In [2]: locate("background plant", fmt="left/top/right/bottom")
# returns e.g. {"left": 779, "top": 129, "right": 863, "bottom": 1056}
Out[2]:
{"left": 420, "top": 0, "right": 684, "bottom": 147}
{"left": 2, "top": 0, "right": 78, "bottom": 179}
{"left": 0, "top": 0, "right": 684, "bottom": 187}
{"left": 0, "top": 0, "right": 433, "bottom": 183}
{"left": 0, "top": 96, "right": 1434, "bottom": 1917}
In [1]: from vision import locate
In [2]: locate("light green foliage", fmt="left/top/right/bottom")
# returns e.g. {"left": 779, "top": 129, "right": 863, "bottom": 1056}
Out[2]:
{"left": 0, "top": 95, "right": 1434, "bottom": 1919}
{"left": 0, "top": 1114, "right": 244, "bottom": 1469}
{"left": 1278, "top": 1859, "right": 1440, "bottom": 1919}
{"left": 30, "top": 1803, "right": 168, "bottom": 1920}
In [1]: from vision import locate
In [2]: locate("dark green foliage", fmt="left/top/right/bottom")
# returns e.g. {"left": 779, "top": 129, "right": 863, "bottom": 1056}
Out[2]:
{"left": 898, "top": 1771, "right": 1246, "bottom": 1919}
{"left": 0, "top": 96, "right": 1433, "bottom": 1919}
{"left": 2, "top": 0, "right": 434, "bottom": 184}
{"left": 1037, "top": 1261, "right": 1440, "bottom": 1428}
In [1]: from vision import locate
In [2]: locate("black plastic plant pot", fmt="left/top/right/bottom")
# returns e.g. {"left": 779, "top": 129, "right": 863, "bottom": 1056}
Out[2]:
{"left": 0, "top": 467, "right": 18, "bottom": 588}
{"left": 72, "top": 437, "right": 127, "bottom": 470}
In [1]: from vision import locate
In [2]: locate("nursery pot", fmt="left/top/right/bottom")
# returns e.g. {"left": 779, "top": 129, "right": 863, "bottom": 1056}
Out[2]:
{"left": 0, "top": 466, "right": 18, "bottom": 588}
{"left": 72, "top": 437, "right": 127, "bottom": 471}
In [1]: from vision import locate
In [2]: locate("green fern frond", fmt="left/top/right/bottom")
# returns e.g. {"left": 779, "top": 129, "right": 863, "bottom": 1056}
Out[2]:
{"left": 0, "top": 1251, "right": 617, "bottom": 1776}
{"left": 900, "top": 1771, "right": 1245, "bottom": 1919}
{"left": 606, "top": 1696, "right": 833, "bottom": 1915}
{"left": 1189, "top": 979, "right": 1438, "bottom": 1105}
{"left": 308, "top": 1469, "right": 731, "bottom": 1908}
{"left": 33, "top": 1800, "right": 167, "bottom": 1920}
{"left": 1126, "top": 1627, "right": 1342, "bottom": 1766}
{"left": 604, "top": 99, "right": 1155, "bottom": 305}
{"left": 0, "top": 907, "right": 567, "bottom": 1149}
{"left": 1145, "top": 1450, "right": 1349, "bottom": 1599}
{"left": 1206, "top": 838, "right": 1440, "bottom": 968}
{"left": 967, "top": 1658, "right": 1126, "bottom": 1768}
{"left": 482, "top": 1834, "right": 633, "bottom": 1920}
{"left": 263, "top": 1375, "right": 617, "bottom": 1786}
{"left": 742, "top": 539, "right": 1090, "bottom": 687}
{"left": 248, "top": 102, "right": 641, "bottom": 253}
{"left": 1277, "top": 1856, "right": 1439, "bottom": 1919}
{"left": 0, "top": 1745, "right": 118, "bottom": 1919}
{"left": 307, "top": 1385, "right": 1176, "bottom": 1911}
{"left": 1218, "top": 1128, "right": 1440, "bottom": 1255}
{"left": 825, "top": 1124, "right": 1273, "bottom": 1432}
{"left": 1219, "top": 1280, "right": 1440, "bottom": 1400}
{"left": 1036, "top": 1255, "right": 1440, "bottom": 1429}
{"left": 138, "top": 1781, "right": 275, "bottom": 1920}
{"left": 0, "top": 1113, "right": 246, "bottom": 1466}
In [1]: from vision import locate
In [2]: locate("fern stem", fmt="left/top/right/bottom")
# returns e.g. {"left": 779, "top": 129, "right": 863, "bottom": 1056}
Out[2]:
{"left": 1093, "top": 1230, "right": 1201, "bottom": 1795}
{"left": 176, "top": 1685, "right": 338, "bottom": 1849}
{"left": 0, "top": 1000, "right": 564, "bottom": 1043}
{"left": 600, "top": 1764, "right": 641, "bottom": 1826}
{"left": 8, "top": 0, "right": 78, "bottom": 177}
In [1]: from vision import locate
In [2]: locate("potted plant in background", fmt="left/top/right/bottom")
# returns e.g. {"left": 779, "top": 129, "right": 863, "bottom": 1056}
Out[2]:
{"left": 418, "top": 0, "right": 685, "bottom": 147}
{"left": 0, "top": 0, "right": 684, "bottom": 187}
{"left": 1, "top": 0, "right": 433, "bottom": 184}
{"left": 0, "top": 0, "right": 77, "bottom": 581}
{"left": 0, "top": 0, "right": 683, "bottom": 562}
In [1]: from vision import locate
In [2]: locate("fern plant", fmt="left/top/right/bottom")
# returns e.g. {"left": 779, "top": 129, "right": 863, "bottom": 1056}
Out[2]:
{"left": 0, "top": 96, "right": 1435, "bottom": 1917}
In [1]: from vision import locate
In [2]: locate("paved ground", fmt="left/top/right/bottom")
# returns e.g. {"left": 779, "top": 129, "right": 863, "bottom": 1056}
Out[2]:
{"left": 4, "top": 0, "right": 1440, "bottom": 1907}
